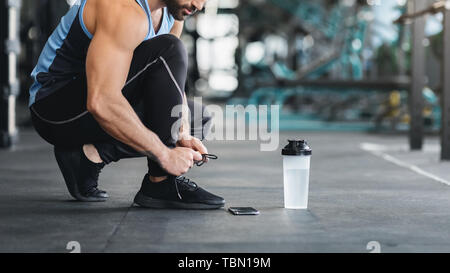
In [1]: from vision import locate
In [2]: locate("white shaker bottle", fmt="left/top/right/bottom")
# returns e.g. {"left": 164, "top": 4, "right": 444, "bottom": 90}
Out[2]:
{"left": 282, "top": 140, "right": 312, "bottom": 209}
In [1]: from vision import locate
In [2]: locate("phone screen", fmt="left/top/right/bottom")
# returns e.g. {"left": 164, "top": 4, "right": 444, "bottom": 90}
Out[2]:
{"left": 228, "top": 207, "right": 260, "bottom": 215}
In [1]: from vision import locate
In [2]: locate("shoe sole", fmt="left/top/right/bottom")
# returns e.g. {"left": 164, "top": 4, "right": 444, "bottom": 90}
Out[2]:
{"left": 133, "top": 191, "right": 224, "bottom": 210}
{"left": 54, "top": 147, "right": 107, "bottom": 203}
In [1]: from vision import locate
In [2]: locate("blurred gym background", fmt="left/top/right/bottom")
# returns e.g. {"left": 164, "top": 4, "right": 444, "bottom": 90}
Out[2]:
{"left": 1, "top": 0, "right": 449, "bottom": 154}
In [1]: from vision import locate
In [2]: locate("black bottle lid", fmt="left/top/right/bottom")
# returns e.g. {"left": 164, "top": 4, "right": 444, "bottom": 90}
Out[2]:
{"left": 282, "top": 140, "right": 312, "bottom": 156}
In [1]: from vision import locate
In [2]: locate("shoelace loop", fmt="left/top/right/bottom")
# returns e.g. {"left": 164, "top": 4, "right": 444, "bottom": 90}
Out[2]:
{"left": 195, "top": 154, "right": 218, "bottom": 167}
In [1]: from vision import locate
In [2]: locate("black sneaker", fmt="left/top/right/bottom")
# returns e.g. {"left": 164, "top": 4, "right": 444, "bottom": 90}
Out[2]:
{"left": 133, "top": 174, "right": 225, "bottom": 209}
{"left": 54, "top": 146, "right": 108, "bottom": 202}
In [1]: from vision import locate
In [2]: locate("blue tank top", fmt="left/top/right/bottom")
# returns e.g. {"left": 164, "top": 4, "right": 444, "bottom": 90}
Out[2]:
{"left": 29, "top": 0, "right": 175, "bottom": 106}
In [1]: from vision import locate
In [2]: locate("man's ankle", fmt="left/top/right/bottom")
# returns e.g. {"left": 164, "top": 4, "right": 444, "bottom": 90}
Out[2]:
{"left": 149, "top": 175, "right": 168, "bottom": 183}
{"left": 82, "top": 144, "right": 103, "bottom": 164}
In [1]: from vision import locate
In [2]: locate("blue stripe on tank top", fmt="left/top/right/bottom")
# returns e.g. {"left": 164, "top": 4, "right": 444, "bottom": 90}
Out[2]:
{"left": 137, "top": 0, "right": 174, "bottom": 40}
{"left": 79, "top": 0, "right": 93, "bottom": 39}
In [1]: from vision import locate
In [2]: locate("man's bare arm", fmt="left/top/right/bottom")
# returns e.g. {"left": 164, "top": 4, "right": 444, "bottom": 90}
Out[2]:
{"left": 86, "top": 2, "right": 201, "bottom": 175}
{"left": 170, "top": 20, "right": 184, "bottom": 38}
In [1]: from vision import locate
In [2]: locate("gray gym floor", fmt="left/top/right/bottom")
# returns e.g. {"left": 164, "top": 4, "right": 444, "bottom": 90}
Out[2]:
{"left": 1, "top": 129, "right": 450, "bottom": 253}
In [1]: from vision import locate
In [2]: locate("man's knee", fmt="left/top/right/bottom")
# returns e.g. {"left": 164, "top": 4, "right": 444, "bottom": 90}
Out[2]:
{"left": 134, "top": 34, "right": 188, "bottom": 71}
{"left": 153, "top": 34, "right": 188, "bottom": 67}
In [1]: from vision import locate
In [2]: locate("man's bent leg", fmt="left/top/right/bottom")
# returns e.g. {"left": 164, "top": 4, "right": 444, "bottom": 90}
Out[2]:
{"left": 114, "top": 35, "right": 224, "bottom": 209}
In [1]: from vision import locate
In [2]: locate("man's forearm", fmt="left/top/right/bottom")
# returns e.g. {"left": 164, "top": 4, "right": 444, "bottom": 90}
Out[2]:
{"left": 89, "top": 95, "right": 169, "bottom": 163}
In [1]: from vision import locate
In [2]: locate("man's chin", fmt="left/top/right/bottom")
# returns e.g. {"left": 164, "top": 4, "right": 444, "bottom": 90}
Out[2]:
{"left": 169, "top": 13, "right": 184, "bottom": 21}
{"left": 171, "top": 10, "right": 191, "bottom": 21}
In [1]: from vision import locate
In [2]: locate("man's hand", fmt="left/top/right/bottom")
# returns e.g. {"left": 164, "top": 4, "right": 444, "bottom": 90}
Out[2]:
{"left": 177, "top": 135, "right": 208, "bottom": 155}
{"left": 160, "top": 147, "right": 203, "bottom": 176}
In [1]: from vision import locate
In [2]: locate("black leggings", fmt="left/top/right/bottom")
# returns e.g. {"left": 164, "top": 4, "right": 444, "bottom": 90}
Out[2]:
{"left": 30, "top": 34, "right": 211, "bottom": 177}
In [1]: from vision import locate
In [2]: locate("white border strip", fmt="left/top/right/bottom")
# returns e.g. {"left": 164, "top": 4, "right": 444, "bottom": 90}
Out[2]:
{"left": 360, "top": 143, "right": 450, "bottom": 186}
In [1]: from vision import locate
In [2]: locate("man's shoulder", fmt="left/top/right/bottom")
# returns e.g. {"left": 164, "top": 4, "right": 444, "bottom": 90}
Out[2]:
{"left": 94, "top": 0, "right": 148, "bottom": 41}
{"left": 95, "top": 0, "right": 148, "bottom": 29}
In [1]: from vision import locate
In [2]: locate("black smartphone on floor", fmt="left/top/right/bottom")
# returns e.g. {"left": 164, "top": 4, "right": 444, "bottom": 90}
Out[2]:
{"left": 228, "top": 207, "right": 260, "bottom": 216}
